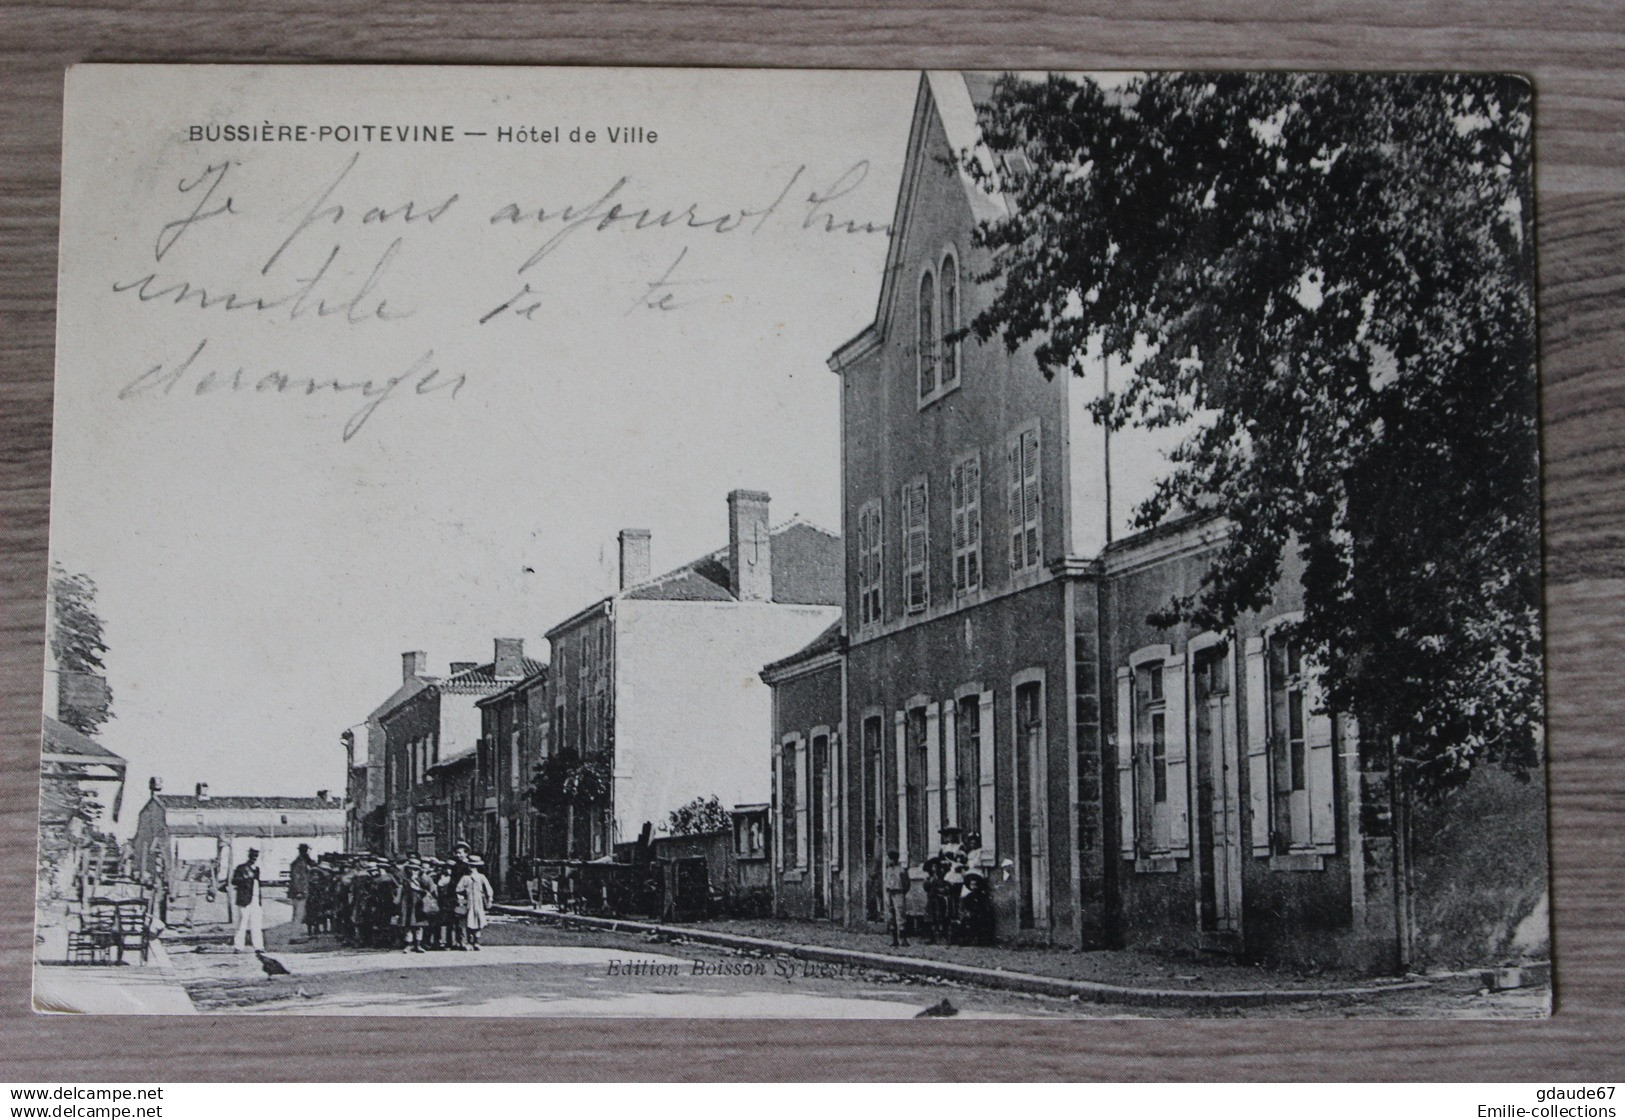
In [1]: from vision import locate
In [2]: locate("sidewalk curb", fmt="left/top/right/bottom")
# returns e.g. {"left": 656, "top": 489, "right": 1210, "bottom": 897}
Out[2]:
{"left": 493, "top": 904, "right": 1430, "bottom": 1009}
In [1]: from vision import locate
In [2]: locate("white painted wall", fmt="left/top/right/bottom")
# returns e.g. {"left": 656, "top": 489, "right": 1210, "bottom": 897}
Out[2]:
{"left": 612, "top": 599, "right": 840, "bottom": 842}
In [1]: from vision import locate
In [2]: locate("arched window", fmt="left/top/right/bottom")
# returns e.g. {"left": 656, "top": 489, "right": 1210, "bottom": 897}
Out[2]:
{"left": 917, "top": 269, "right": 937, "bottom": 399}
{"left": 940, "top": 251, "right": 960, "bottom": 386}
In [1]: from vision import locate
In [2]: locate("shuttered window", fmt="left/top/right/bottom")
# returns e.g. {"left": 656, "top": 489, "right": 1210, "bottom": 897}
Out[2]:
{"left": 951, "top": 452, "right": 982, "bottom": 596}
{"left": 856, "top": 499, "right": 883, "bottom": 628}
{"left": 1125, "top": 652, "right": 1191, "bottom": 859}
{"left": 1266, "top": 634, "right": 1337, "bottom": 853}
{"left": 902, "top": 479, "right": 929, "bottom": 614}
{"left": 1008, "top": 425, "right": 1041, "bottom": 573}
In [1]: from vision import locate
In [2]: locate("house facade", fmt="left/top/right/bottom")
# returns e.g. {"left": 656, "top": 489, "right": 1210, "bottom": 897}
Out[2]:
{"left": 346, "top": 651, "right": 432, "bottom": 853}
{"left": 761, "top": 621, "right": 844, "bottom": 922}
{"left": 545, "top": 490, "right": 842, "bottom": 857}
{"left": 376, "top": 639, "right": 544, "bottom": 864}
{"left": 821, "top": 72, "right": 1468, "bottom": 972}
{"left": 474, "top": 664, "right": 550, "bottom": 894}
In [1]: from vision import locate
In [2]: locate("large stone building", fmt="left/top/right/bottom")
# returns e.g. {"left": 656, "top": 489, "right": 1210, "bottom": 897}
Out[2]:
{"left": 374, "top": 639, "right": 544, "bottom": 861}
{"left": 819, "top": 72, "right": 1545, "bottom": 972}
{"left": 544, "top": 490, "right": 841, "bottom": 857}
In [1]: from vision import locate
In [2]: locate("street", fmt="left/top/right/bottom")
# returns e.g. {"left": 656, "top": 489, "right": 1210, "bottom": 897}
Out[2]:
{"left": 152, "top": 913, "right": 1548, "bottom": 1020}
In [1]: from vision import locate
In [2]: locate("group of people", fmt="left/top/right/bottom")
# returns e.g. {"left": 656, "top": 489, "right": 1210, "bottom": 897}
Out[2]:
{"left": 231, "top": 841, "right": 495, "bottom": 954}
{"left": 881, "top": 825, "right": 998, "bottom": 948}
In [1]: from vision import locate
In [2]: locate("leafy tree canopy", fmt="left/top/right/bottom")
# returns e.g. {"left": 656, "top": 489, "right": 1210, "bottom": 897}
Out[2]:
{"left": 49, "top": 562, "right": 114, "bottom": 735}
{"left": 966, "top": 73, "right": 1540, "bottom": 798}
{"left": 665, "top": 794, "right": 733, "bottom": 837}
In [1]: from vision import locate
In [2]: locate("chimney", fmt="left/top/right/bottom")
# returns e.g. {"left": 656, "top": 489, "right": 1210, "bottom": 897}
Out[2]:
{"left": 402, "top": 650, "right": 428, "bottom": 682}
{"left": 494, "top": 637, "right": 525, "bottom": 679}
{"left": 727, "top": 490, "right": 773, "bottom": 602}
{"left": 618, "top": 529, "right": 652, "bottom": 590}
{"left": 450, "top": 661, "right": 478, "bottom": 676}
{"left": 195, "top": 782, "right": 210, "bottom": 801}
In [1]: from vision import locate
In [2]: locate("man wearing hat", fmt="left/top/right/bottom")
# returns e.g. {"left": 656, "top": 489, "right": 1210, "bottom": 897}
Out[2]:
{"left": 287, "top": 843, "right": 316, "bottom": 939}
{"left": 230, "top": 847, "right": 264, "bottom": 952}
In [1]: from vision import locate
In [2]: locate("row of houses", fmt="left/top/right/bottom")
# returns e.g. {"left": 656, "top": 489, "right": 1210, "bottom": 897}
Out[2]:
{"left": 343, "top": 492, "right": 842, "bottom": 897}
{"left": 344, "top": 72, "right": 1543, "bottom": 973}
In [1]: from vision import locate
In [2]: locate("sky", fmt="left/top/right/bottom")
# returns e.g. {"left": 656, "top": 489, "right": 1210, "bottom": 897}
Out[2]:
{"left": 49, "top": 66, "right": 922, "bottom": 831}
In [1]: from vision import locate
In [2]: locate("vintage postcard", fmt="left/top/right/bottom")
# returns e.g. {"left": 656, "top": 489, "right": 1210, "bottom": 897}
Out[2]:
{"left": 35, "top": 65, "right": 1549, "bottom": 1018}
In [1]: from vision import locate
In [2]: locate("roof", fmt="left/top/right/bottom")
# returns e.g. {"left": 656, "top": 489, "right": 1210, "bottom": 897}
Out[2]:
{"left": 152, "top": 794, "right": 341, "bottom": 813}
{"left": 622, "top": 519, "right": 842, "bottom": 606}
{"left": 830, "top": 72, "right": 1011, "bottom": 372}
{"left": 42, "top": 715, "right": 125, "bottom": 764}
{"left": 440, "top": 658, "right": 547, "bottom": 695}
{"left": 366, "top": 676, "right": 431, "bottom": 725}
{"left": 426, "top": 746, "right": 477, "bottom": 774}
{"left": 761, "top": 619, "right": 844, "bottom": 680}
{"left": 474, "top": 666, "right": 551, "bottom": 708}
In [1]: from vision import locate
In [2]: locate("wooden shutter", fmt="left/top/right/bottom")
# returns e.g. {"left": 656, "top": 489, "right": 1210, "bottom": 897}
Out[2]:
{"left": 894, "top": 710, "right": 909, "bottom": 864}
{"left": 796, "top": 736, "right": 810, "bottom": 869}
{"left": 977, "top": 690, "right": 996, "bottom": 861}
{"left": 1115, "top": 667, "right": 1135, "bottom": 858}
{"left": 942, "top": 700, "right": 959, "bottom": 828}
{"left": 1244, "top": 637, "right": 1271, "bottom": 856}
{"left": 830, "top": 727, "right": 842, "bottom": 871}
{"left": 1304, "top": 664, "right": 1337, "bottom": 850}
{"left": 1008, "top": 438, "right": 1024, "bottom": 570}
{"left": 924, "top": 702, "right": 942, "bottom": 848}
{"left": 964, "top": 455, "right": 981, "bottom": 590}
{"left": 771, "top": 739, "right": 782, "bottom": 874}
{"left": 903, "top": 481, "right": 928, "bottom": 613}
{"left": 951, "top": 460, "right": 967, "bottom": 594}
{"left": 1164, "top": 652, "right": 1190, "bottom": 855}
{"left": 1021, "top": 427, "right": 1040, "bottom": 568}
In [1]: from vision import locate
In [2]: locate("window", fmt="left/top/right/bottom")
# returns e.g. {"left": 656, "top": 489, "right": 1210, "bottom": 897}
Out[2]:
{"left": 1135, "top": 662, "right": 1172, "bottom": 852}
{"left": 939, "top": 252, "right": 960, "bottom": 388}
{"left": 1008, "top": 425, "right": 1041, "bottom": 573}
{"left": 951, "top": 452, "right": 982, "bottom": 596}
{"left": 1266, "top": 634, "right": 1336, "bottom": 852}
{"left": 780, "top": 740, "right": 799, "bottom": 870}
{"left": 954, "top": 694, "right": 981, "bottom": 833}
{"left": 917, "top": 270, "right": 937, "bottom": 399}
{"left": 902, "top": 479, "right": 929, "bottom": 613}
{"left": 856, "top": 499, "right": 883, "bottom": 628}
{"left": 905, "top": 706, "right": 929, "bottom": 863}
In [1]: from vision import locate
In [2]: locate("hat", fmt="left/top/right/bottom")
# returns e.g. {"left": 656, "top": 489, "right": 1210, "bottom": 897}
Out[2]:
{"left": 298, "top": 843, "right": 311, "bottom": 852}
{"left": 246, "top": 848, "right": 260, "bottom": 858}
{"left": 465, "top": 854, "right": 485, "bottom": 867}
{"left": 939, "top": 825, "right": 962, "bottom": 837}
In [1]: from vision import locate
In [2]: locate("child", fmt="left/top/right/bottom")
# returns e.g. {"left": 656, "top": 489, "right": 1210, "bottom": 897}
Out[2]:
{"left": 883, "top": 849, "right": 910, "bottom": 948}
{"left": 458, "top": 854, "right": 494, "bottom": 951}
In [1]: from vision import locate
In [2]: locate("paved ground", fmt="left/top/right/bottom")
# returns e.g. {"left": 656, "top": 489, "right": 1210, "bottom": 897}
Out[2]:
{"left": 147, "top": 914, "right": 1547, "bottom": 1019}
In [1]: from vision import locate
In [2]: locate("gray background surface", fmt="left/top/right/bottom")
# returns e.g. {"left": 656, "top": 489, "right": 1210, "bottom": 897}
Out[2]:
{"left": 1, "top": 0, "right": 1620, "bottom": 1080}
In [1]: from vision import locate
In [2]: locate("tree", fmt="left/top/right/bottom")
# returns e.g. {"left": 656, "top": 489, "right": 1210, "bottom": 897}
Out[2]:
{"left": 665, "top": 794, "right": 732, "bottom": 837}
{"left": 965, "top": 73, "right": 1540, "bottom": 799}
{"left": 49, "top": 562, "right": 114, "bottom": 735}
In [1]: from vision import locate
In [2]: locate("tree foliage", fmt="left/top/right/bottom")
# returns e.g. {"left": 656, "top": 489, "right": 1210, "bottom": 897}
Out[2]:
{"left": 665, "top": 794, "right": 732, "bottom": 837}
{"left": 529, "top": 748, "right": 613, "bottom": 809}
{"left": 49, "top": 562, "right": 114, "bottom": 735}
{"left": 966, "top": 73, "right": 1541, "bottom": 798}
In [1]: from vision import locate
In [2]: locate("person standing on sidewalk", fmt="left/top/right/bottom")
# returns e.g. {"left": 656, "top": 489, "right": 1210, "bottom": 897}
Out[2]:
{"left": 883, "top": 849, "right": 911, "bottom": 948}
{"left": 230, "top": 848, "right": 264, "bottom": 953}
{"left": 458, "top": 854, "right": 494, "bottom": 951}
{"left": 287, "top": 844, "right": 315, "bottom": 941}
